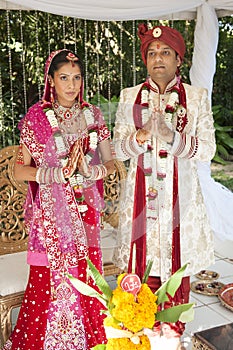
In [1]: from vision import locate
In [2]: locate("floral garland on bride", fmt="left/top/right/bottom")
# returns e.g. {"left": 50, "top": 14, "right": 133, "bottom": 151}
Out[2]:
{"left": 42, "top": 100, "right": 98, "bottom": 213}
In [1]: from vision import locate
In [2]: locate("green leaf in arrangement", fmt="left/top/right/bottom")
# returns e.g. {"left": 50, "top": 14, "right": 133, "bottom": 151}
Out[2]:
{"left": 155, "top": 263, "right": 189, "bottom": 305}
{"left": 179, "top": 305, "right": 195, "bottom": 323}
{"left": 91, "top": 344, "right": 106, "bottom": 350}
{"left": 142, "top": 259, "right": 153, "bottom": 284}
{"left": 101, "top": 309, "right": 112, "bottom": 316}
{"left": 87, "top": 259, "right": 113, "bottom": 300}
{"left": 68, "top": 274, "right": 108, "bottom": 308}
{"left": 156, "top": 303, "right": 194, "bottom": 323}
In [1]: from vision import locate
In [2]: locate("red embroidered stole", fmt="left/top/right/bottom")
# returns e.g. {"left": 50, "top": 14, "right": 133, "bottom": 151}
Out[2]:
{"left": 128, "top": 82, "right": 149, "bottom": 279}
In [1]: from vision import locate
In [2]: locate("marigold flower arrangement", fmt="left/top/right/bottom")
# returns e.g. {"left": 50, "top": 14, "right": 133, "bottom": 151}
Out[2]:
{"left": 69, "top": 259, "right": 194, "bottom": 350}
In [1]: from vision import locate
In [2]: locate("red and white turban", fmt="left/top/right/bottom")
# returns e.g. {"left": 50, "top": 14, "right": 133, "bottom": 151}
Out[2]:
{"left": 138, "top": 23, "right": 186, "bottom": 65}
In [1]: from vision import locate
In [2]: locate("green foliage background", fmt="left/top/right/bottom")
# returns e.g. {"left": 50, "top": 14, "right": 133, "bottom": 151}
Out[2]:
{"left": 0, "top": 11, "right": 232, "bottom": 155}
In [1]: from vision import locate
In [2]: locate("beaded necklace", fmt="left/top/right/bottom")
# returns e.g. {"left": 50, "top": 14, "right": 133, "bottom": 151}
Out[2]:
{"left": 53, "top": 101, "right": 80, "bottom": 121}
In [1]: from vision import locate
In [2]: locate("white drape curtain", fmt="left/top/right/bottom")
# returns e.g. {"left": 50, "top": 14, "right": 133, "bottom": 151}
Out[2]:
{"left": 189, "top": 3, "right": 219, "bottom": 97}
{"left": 0, "top": 0, "right": 232, "bottom": 20}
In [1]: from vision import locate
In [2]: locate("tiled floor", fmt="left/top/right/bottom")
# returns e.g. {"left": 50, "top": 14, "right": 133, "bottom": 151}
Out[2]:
{"left": 11, "top": 253, "right": 233, "bottom": 349}
{"left": 183, "top": 254, "right": 233, "bottom": 349}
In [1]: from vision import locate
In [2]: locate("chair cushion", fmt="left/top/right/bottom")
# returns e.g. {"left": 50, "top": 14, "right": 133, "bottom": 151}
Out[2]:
{"left": 0, "top": 251, "right": 29, "bottom": 297}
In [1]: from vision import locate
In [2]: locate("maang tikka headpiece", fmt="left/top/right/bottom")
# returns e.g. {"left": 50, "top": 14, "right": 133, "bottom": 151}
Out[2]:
{"left": 66, "top": 52, "right": 79, "bottom": 67}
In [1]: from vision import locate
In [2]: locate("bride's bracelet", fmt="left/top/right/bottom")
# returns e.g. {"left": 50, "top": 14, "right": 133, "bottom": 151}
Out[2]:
{"left": 86, "top": 164, "right": 108, "bottom": 181}
{"left": 36, "top": 167, "right": 67, "bottom": 184}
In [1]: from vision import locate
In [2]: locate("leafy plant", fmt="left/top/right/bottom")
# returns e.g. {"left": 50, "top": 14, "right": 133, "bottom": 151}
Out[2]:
{"left": 0, "top": 11, "right": 232, "bottom": 149}
{"left": 212, "top": 170, "right": 233, "bottom": 192}
{"left": 212, "top": 105, "right": 233, "bottom": 164}
{"left": 89, "top": 93, "right": 120, "bottom": 134}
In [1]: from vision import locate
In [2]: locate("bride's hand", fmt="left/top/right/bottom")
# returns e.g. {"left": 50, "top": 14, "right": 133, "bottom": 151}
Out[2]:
{"left": 76, "top": 144, "right": 92, "bottom": 178}
{"left": 62, "top": 140, "right": 82, "bottom": 179}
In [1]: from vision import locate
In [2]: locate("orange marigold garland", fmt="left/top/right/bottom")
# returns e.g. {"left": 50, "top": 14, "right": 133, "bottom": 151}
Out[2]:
{"left": 68, "top": 259, "right": 194, "bottom": 350}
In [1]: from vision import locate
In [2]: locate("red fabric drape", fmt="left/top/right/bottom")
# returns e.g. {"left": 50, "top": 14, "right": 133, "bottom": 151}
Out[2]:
{"left": 128, "top": 83, "right": 149, "bottom": 279}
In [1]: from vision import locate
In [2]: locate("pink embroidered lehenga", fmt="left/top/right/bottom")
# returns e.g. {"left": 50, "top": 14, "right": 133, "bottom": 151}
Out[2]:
{"left": 2, "top": 50, "right": 110, "bottom": 350}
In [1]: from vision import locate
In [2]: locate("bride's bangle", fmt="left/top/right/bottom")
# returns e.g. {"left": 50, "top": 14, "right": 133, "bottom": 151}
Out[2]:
{"left": 86, "top": 165, "right": 108, "bottom": 180}
{"left": 36, "top": 167, "right": 67, "bottom": 184}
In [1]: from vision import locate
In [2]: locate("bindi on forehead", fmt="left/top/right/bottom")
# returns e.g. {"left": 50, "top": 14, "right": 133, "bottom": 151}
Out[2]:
{"left": 148, "top": 39, "right": 173, "bottom": 50}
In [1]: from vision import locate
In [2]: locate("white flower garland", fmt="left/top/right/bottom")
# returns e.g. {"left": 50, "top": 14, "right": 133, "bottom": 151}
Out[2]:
{"left": 45, "top": 104, "right": 98, "bottom": 213}
{"left": 141, "top": 86, "right": 186, "bottom": 220}
{"left": 46, "top": 109, "right": 68, "bottom": 162}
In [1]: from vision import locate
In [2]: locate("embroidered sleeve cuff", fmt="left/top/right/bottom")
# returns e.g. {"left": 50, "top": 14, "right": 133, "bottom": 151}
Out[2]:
{"left": 120, "top": 131, "right": 148, "bottom": 159}
{"left": 171, "top": 132, "right": 199, "bottom": 159}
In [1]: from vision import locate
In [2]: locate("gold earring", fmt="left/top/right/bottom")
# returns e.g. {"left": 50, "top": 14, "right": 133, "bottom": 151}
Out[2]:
{"left": 50, "top": 85, "right": 55, "bottom": 103}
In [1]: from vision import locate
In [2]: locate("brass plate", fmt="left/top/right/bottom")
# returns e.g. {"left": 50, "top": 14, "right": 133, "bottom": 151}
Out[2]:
{"left": 195, "top": 270, "right": 219, "bottom": 280}
{"left": 191, "top": 280, "right": 224, "bottom": 296}
{"left": 218, "top": 283, "right": 233, "bottom": 311}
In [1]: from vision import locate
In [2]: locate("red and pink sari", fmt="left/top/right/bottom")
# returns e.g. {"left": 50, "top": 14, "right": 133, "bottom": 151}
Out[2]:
{"left": 3, "top": 97, "right": 110, "bottom": 349}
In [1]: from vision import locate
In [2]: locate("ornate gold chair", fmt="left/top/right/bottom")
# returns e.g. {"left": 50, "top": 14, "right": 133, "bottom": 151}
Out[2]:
{"left": 0, "top": 145, "right": 29, "bottom": 346}
{"left": 0, "top": 145, "right": 125, "bottom": 345}
{"left": 101, "top": 159, "right": 126, "bottom": 276}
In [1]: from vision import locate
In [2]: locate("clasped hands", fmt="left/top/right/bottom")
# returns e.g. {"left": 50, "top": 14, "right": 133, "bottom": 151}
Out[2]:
{"left": 136, "top": 108, "right": 174, "bottom": 145}
{"left": 63, "top": 139, "right": 91, "bottom": 179}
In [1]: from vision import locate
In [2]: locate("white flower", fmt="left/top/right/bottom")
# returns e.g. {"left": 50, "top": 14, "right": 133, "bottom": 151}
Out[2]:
{"left": 144, "top": 152, "right": 151, "bottom": 169}
{"left": 55, "top": 136, "right": 66, "bottom": 154}
{"left": 168, "top": 91, "right": 179, "bottom": 107}
{"left": 89, "top": 132, "right": 98, "bottom": 149}
{"left": 61, "top": 158, "right": 68, "bottom": 167}
{"left": 78, "top": 204, "right": 88, "bottom": 213}
{"left": 75, "top": 174, "right": 84, "bottom": 184}
{"left": 83, "top": 108, "right": 94, "bottom": 125}
{"left": 46, "top": 109, "right": 56, "bottom": 118}
{"left": 46, "top": 109, "right": 58, "bottom": 128}
{"left": 142, "top": 108, "right": 149, "bottom": 125}
{"left": 141, "top": 89, "right": 149, "bottom": 104}
{"left": 69, "top": 176, "right": 78, "bottom": 187}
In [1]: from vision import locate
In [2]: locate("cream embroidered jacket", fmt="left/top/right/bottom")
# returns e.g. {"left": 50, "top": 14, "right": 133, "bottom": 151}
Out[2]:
{"left": 112, "top": 80, "right": 216, "bottom": 281}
